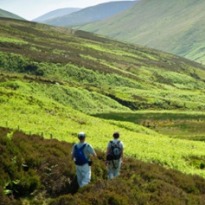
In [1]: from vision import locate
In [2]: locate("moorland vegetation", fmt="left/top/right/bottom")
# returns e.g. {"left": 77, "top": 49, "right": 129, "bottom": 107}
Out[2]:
{"left": 1, "top": 127, "right": 205, "bottom": 205}
{"left": 1, "top": 17, "right": 205, "bottom": 204}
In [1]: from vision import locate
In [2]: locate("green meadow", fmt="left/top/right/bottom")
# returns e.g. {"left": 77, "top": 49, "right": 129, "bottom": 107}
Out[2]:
{"left": 1, "top": 72, "right": 205, "bottom": 179}
{"left": 0, "top": 18, "right": 205, "bottom": 179}
{"left": 1, "top": 15, "right": 205, "bottom": 204}
{"left": 94, "top": 111, "right": 205, "bottom": 141}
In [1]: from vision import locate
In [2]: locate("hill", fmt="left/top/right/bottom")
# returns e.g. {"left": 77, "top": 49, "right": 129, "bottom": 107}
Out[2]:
{"left": 1, "top": 17, "right": 205, "bottom": 193}
{"left": 45, "top": 1, "right": 137, "bottom": 27}
{"left": 1, "top": 128, "right": 205, "bottom": 204}
{"left": 78, "top": 0, "right": 205, "bottom": 64}
{"left": 1, "top": 18, "right": 205, "bottom": 113}
{"left": 0, "top": 8, "right": 24, "bottom": 20}
{"left": 33, "top": 8, "right": 81, "bottom": 23}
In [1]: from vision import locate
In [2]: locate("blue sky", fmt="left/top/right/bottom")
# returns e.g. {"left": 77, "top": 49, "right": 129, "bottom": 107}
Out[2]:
{"left": 0, "top": 0, "right": 135, "bottom": 20}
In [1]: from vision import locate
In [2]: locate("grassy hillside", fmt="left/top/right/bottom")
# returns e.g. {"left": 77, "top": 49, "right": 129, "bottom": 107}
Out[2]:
{"left": 1, "top": 18, "right": 205, "bottom": 112}
{"left": 33, "top": 8, "right": 81, "bottom": 23}
{"left": 1, "top": 17, "right": 205, "bottom": 188}
{"left": 78, "top": 0, "right": 205, "bottom": 64}
{"left": 94, "top": 111, "right": 205, "bottom": 141}
{"left": 0, "top": 9, "right": 24, "bottom": 20}
{"left": 45, "top": 1, "right": 136, "bottom": 27}
{"left": 1, "top": 128, "right": 205, "bottom": 204}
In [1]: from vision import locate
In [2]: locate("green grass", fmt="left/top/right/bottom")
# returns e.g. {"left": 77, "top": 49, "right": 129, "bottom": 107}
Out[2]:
{"left": 0, "top": 36, "right": 27, "bottom": 44}
{"left": 78, "top": 0, "right": 205, "bottom": 64}
{"left": 1, "top": 75, "right": 205, "bottom": 179}
{"left": 94, "top": 110, "right": 205, "bottom": 141}
{"left": 1, "top": 18, "right": 205, "bottom": 180}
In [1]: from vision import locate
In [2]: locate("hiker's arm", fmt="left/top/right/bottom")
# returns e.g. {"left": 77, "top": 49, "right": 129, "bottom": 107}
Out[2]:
{"left": 120, "top": 143, "right": 124, "bottom": 163}
{"left": 106, "top": 147, "right": 109, "bottom": 156}
{"left": 71, "top": 146, "right": 74, "bottom": 160}
{"left": 121, "top": 148, "right": 124, "bottom": 161}
{"left": 71, "top": 153, "right": 74, "bottom": 160}
{"left": 106, "top": 142, "right": 111, "bottom": 156}
{"left": 92, "top": 151, "right": 97, "bottom": 158}
{"left": 88, "top": 144, "right": 97, "bottom": 158}
{"left": 90, "top": 149, "right": 97, "bottom": 158}
{"left": 105, "top": 145, "right": 111, "bottom": 164}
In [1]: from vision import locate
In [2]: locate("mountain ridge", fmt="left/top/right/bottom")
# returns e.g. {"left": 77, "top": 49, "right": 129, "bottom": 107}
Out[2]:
{"left": 33, "top": 7, "right": 81, "bottom": 22}
{"left": 0, "top": 8, "right": 24, "bottom": 20}
{"left": 44, "top": 1, "right": 137, "bottom": 26}
{"left": 77, "top": 0, "right": 205, "bottom": 64}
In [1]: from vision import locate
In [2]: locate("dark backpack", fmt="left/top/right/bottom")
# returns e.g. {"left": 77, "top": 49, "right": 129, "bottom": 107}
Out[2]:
{"left": 106, "top": 141, "right": 122, "bottom": 161}
{"left": 73, "top": 144, "right": 88, "bottom": 165}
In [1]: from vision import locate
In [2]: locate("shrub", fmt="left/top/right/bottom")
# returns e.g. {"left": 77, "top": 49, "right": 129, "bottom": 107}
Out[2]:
{"left": 1, "top": 127, "right": 205, "bottom": 205}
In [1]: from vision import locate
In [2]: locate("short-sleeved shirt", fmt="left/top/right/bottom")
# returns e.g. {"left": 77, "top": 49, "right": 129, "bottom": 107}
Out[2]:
{"left": 72, "top": 142, "right": 95, "bottom": 161}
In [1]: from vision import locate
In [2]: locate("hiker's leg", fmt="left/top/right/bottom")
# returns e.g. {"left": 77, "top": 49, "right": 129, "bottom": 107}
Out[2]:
{"left": 76, "top": 166, "right": 83, "bottom": 187}
{"left": 108, "top": 168, "right": 114, "bottom": 179}
{"left": 113, "top": 166, "right": 120, "bottom": 177}
{"left": 80, "top": 164, "right": 91, "bottom": 187}
{"left": 107, "top": 162, "right": 113, "bottom": 179}
{"left": 113, "top": 160, "right": 121, "bottom": 178}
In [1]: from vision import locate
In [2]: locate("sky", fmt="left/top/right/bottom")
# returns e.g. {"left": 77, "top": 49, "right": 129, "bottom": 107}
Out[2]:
{"left": 0, "top": 0, "right": 135, "bottom": 20}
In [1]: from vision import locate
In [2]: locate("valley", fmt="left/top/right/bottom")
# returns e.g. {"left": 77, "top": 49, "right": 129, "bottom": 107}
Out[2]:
{"left": 0, "top": 16, "right": 205, "bottom": 204}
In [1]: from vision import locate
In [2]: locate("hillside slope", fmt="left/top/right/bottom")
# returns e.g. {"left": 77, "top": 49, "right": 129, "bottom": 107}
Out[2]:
{"left": 1, "top": 18, "right": 205, "bottom": 112}
{"left": 78, "top": 0, "right": 205, "bottom": 64}
{"left": 45, "top": 1, "right": 136, "bottom": 26}
{"left": 1, "top": 18, "right": 205, "bottom": 181}
{"left": 1, "top": 128, "right": 205, "bottom": 204}
{"left": 0, "top": 8, "right": 24, "bottom": 20}
{"left": 33, "top": 8, "right": 81, "bottom": 23}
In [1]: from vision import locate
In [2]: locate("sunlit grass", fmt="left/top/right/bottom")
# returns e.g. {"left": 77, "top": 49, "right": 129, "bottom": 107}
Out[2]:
{"left": 1, "top": 81, "right": 205, "bottom": 178}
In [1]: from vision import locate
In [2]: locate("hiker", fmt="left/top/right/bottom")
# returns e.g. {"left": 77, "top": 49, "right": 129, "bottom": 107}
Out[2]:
{"left": 106, "top": 132, "right": 124, "bottom": 179}
{"left": 71, "top": 132, "right": 97, "bottom": 188}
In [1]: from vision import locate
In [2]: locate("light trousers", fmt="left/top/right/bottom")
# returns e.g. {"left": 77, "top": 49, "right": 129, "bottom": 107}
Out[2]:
{"left": 76, "top": 163, "right": 91, "bottom": 187}
{"left": 107, "top": 159, "right": 121, "bottom": 179}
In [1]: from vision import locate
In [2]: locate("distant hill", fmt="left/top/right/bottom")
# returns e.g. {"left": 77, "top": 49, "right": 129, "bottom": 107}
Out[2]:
{"left": 0, "top": 8, "right": 24, "bottom": 20}
{"left": 33, "top": 8, "right": 81, "bottom": 22}
{"left": 78, "top": 0, "right": 205, "bottom": 64}
{"left": 45, "top": 1, "right": 137, "bottom": 26}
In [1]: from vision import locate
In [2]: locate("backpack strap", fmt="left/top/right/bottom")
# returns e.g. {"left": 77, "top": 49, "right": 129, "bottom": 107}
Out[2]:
{"left": 75, "top": 143, "right": 87, "bottom": 150}
{"left": 110, "top": 140, "right": 120, "bottom": 146}
{"left": 79, "top": 143, "right": 87, "bottom": 151}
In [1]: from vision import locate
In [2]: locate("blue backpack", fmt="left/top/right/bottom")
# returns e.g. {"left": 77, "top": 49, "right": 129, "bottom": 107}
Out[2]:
{"left": 73, "top": 144, "right": 88, "bottom": 165}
